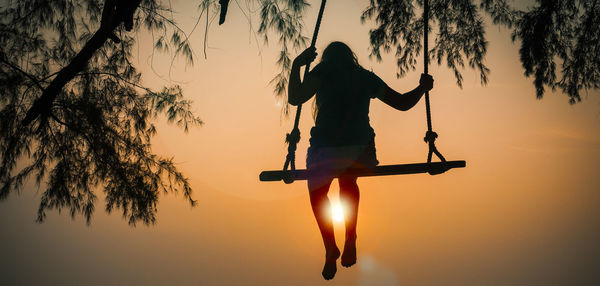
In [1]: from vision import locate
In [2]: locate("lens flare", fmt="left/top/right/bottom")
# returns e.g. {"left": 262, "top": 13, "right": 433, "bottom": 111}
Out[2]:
{"left": 331, "top": 201, "right": 345, "bottom": 223}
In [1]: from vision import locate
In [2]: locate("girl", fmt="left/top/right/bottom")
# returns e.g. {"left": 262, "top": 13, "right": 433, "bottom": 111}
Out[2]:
{"left": 288, "top": 41, "right": 433, "bottom": 280}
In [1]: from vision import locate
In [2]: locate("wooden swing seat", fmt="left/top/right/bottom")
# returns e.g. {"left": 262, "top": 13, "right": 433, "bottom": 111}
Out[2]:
{"left": 259, "top": 160, "right": 466, "bottom": 182}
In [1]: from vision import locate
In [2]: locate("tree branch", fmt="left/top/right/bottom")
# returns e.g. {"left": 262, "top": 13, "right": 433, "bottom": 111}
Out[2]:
{"left": 0, "top": 56, "right": 44, "bottom": 90}
{"left": 21, "top": 0, "right": 143, "bottom": 127}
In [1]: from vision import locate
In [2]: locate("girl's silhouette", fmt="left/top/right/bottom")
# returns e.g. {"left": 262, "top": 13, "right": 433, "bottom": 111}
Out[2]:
{"left": 288, "top": 41, "right": 434, "bottom": 280}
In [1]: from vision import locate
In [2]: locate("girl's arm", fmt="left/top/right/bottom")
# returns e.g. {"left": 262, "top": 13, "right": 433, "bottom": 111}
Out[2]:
{"left": 288, "top": 47, "right": 321, "bottom": 106}
{"left": 377, "top": 73, "right": 434, "bottom": 111}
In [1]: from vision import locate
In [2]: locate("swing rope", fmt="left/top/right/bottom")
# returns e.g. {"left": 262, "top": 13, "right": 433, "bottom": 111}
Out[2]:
{"left": 283, "top": 0, "right": 327, "bottom": 184}
{"left": 422, "top": 0, "right": 447, "bottom": 164}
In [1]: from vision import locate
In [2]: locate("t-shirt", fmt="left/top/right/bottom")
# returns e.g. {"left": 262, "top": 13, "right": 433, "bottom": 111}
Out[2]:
{"left": 307, "top": 62, "right": 386, "bottom": 147}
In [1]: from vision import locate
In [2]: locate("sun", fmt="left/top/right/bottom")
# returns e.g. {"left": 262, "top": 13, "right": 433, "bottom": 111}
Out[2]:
{"left": 331, "top": 201, "right": 345, "bottom": 223}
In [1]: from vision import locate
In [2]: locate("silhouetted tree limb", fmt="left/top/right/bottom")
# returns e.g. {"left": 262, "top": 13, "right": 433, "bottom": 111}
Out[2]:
{"left": 0, "top": 57, "right": 44, "bottom": 90}
{"left": 219, "top": 0, "right": 230, "bottom": 25}
{"left": 22, "top": 0, "right": 143, "bottom": 127}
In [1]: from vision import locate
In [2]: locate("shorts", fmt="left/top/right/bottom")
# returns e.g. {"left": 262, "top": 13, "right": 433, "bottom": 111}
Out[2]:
{"left": 306, "top": 139, "right": 379, "bottom": 178}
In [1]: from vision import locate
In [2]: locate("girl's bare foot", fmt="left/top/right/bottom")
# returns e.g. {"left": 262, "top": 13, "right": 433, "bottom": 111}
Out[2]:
{"left": 322, "top": 246, "right": 340, "bottom": 280}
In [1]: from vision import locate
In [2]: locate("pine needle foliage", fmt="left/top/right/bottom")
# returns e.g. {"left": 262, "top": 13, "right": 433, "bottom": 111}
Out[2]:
{"left": 0, "top": 0, "right": 201, "bottom": 225}
{"left": 2, "top": 0, "right": 597, "bottom": 225}
{"left": 361, "top": 0, "right": 494, "bottom": 87}
{"left": 361, "top": 0, "right": 599, "bottom": 102}
{"left": 257, "top": 0, "right": 310, "bottom": 115}
{"left": 509, "top": 0, "right": 600, "bottom": 102}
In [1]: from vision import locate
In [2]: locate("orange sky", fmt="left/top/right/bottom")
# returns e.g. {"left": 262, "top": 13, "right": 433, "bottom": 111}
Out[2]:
{"left": 1, "top": 0, "right": 599, "bottom": 285}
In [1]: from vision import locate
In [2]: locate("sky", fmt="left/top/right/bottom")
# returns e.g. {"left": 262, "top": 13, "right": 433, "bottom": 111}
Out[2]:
{"left": 1, "top": 0, "right": 600, "bottom": 285}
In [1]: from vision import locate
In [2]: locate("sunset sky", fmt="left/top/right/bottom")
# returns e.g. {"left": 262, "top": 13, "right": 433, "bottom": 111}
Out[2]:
{"left": 1, "top": 0, "right": 599, "bottom": 285}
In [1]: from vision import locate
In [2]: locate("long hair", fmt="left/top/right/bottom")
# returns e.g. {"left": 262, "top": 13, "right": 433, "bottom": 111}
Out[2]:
{"left": 312, "top": 42, "right": 361, "bottom": 119}
{"left": 320, "top": 41, "right": 361, "bottom": 68}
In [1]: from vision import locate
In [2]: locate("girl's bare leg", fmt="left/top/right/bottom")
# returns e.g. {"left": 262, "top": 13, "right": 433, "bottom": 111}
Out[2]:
{"left": 308, "top": 177, "right": 340, "bottom": 280}
{"left": 339, "top": 176, "right": 359, "bottom": 267}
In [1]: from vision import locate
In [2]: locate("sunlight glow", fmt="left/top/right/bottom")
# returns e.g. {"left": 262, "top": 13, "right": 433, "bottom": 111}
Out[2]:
{"left": 331, "top": 201, "right": 345, "bottom": 223}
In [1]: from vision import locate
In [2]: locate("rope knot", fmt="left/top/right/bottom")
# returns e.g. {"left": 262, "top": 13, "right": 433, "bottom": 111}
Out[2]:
{"left": 424, "top": 130, "right": 438, "bottom": 143}
{"left": 285, "top": 128, "right": 301, "bottom": 145}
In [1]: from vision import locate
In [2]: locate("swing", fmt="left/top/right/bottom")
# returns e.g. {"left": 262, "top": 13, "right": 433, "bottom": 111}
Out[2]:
{"left": 259, "top": 0, "right": 466, "bottom": 183}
